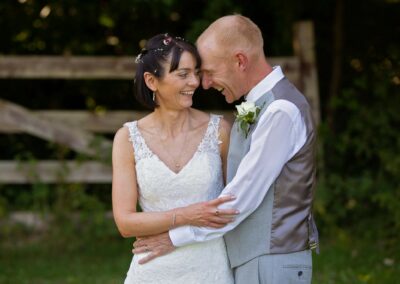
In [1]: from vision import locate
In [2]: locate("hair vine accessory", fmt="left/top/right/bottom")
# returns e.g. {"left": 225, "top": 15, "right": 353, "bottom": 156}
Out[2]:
{"left": 135, "top": 53, "right": 143, "bottom": 63}
{"left": 135, "top": 33, "right": 186, "bottom": 64}
{"left": 163, "top": 33, "right": 172, "bottom": 46}
{"left": 135, "top": 48, "right": 148, "bottom": 63}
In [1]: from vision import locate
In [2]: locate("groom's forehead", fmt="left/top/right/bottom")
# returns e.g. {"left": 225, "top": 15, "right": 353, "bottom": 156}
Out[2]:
{"left": 200, "top": 52, "right": 226, "bottom": 69}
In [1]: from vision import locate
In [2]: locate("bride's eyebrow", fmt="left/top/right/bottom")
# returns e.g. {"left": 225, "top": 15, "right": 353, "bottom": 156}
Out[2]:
{"left": 175, "top": 67, "right": 194, "bottom": 72}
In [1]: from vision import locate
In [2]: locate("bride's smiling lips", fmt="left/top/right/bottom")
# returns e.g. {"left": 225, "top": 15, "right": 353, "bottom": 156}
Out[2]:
{"left": 180, "top": 90, "right": 195, "bottom": 96}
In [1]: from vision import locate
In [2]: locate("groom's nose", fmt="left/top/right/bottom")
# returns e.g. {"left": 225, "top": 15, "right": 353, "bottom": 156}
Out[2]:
{"left": 201, "top": 74, "right": 213, "bottom": 90}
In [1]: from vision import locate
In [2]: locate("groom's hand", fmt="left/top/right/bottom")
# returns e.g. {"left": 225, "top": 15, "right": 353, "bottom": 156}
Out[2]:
{"left": 132, "top": 232, "right": 175, "bottom": 264}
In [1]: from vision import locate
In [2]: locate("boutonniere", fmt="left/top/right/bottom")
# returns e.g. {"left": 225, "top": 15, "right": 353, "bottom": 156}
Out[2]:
{"left": 235, "top": 101, "right": 263, "bottom": 138}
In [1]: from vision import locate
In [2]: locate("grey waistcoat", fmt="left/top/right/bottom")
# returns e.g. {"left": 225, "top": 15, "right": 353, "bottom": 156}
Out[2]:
{"left": 224, "top": 77, "right": 319, "bottom": 268}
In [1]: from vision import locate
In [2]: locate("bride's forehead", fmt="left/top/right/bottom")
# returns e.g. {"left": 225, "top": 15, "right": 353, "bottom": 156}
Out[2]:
{"left": 177, "top": 52, "right": 197, "bottom": 66}
{"left": 157, "top": 51, "right": 198, "bottom": 74}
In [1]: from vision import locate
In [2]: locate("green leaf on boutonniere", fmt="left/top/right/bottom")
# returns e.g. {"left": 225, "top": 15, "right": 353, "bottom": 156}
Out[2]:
{"left": 235, "top": 101, "right": 264, "bottom": 138}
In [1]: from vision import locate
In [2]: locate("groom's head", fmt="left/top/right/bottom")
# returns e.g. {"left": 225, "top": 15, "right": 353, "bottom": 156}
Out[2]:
{"left": 196, "top": 15, "right": 271, "bottom": 103}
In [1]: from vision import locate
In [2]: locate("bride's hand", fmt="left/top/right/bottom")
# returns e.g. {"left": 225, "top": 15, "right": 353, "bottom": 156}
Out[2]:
{"left": 177, "top": 195, "right": 239, "bottom": 228}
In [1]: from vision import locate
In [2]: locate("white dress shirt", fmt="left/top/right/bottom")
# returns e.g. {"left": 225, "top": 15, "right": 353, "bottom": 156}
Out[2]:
{"left": 169, "top": 66, "right": 307, "bottom": 246}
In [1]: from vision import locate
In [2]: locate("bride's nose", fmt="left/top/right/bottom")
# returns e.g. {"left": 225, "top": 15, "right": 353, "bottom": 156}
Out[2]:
{"left": 188, "top": 73, "right": 200, "bottom": 87}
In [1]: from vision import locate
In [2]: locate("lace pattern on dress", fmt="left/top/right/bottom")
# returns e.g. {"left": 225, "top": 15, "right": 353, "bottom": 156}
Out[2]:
{"left": 123, "top": 121, "right": 153, "bottom": 162}
{"left": 198, "top": 114, "right": 222, "bottom": 154}
{"left": 124, "top": 114, "right": 222, "bottom": 161}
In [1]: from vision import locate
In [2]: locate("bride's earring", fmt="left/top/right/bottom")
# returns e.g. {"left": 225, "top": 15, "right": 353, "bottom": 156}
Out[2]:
{"left": 152, "top": 92, "right": 156, "bottom": 102}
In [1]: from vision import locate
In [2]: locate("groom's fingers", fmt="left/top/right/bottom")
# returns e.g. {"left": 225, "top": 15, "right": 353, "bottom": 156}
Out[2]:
{"left": 138, "top": 252, "right": 159, "bottom": 264}
{"left": 133, "top": 239, "right": 154, "bottom": 249}
{"left": 132, "top": 246, "right": 148, "bottom": 254}
{"left": 133, "top": 239, "right": 146, "bottom": 248}
{"left": 137, "top": 244, "right": 175, "bottom": 264}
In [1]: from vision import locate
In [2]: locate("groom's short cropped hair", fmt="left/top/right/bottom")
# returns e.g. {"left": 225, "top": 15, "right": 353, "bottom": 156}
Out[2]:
{"left": 197, "top": 14, "right": 264, "bottom": 61}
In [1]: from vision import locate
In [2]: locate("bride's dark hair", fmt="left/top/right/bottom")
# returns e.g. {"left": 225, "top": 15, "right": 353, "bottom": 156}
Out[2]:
{"left": 134, "top": 33, "right": 201, "bottom": 109}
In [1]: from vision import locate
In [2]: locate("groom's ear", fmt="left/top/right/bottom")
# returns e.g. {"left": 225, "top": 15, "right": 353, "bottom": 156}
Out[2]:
{"left": 143, "top": 72, "right": 157, "bottom": 92}
{"left": 235, "top": 52, "right": 248, "bottom": 71}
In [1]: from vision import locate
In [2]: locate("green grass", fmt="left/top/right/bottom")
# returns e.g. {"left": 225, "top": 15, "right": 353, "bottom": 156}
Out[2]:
{"left": 0, "top": 229, "right": 398, "bottom": 283}
{"left": 0, "top": 236, "right": 133, "bottom": 284}
{"left": 313, "top": 235, "right": 399, "bottom": 284}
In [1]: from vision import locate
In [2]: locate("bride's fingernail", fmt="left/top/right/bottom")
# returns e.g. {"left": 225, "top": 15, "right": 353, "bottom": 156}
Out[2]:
{"left": 235, "top": 210, "right": 240, "bottom": 214}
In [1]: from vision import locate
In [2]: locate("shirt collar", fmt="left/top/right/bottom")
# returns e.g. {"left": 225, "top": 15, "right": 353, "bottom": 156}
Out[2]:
{"left": 245, "top": 66, "right": 284, "bottom": 102}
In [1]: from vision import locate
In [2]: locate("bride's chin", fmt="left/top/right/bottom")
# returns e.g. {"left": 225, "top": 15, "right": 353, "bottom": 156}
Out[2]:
{"left": 181, "top": 103, "right": 193, "bottom": 110}
{"left": 180, "top": 98, "right": 193, "bottom": 108}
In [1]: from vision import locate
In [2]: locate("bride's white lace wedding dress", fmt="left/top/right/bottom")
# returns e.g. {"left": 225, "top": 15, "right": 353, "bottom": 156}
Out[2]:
{"left": 123, "top": 114, "right": 234, "bottom": 284}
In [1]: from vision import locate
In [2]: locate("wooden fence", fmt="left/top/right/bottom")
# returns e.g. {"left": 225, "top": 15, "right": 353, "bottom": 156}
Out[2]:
{"left": 0, "top": 21, "right": 319, "bottom": 184}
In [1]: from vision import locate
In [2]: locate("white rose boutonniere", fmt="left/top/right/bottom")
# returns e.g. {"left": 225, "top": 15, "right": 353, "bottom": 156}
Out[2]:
{"left": 235, "top": 101, "right": 263, "bottom": 138}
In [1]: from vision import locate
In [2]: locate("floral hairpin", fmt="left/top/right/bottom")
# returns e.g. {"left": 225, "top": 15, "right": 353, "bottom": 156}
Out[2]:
{"left": 135, "top": 48, "right": 148, "bottom": 63}
{"left": 175, "top": 36, "right": 185, "bottom": 41}
{"left": 135, "top": 53, "right": 143, "bottom": 64}
{"left": 163, "top": 33, "right": 172, "bottom": 45}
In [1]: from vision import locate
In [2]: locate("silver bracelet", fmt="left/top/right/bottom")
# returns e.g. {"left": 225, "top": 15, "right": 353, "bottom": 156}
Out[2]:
{"left": 170, "top": 212, "right": 176, "bottom": 229}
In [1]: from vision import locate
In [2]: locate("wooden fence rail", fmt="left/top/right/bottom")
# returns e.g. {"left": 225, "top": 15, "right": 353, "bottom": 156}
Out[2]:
{"left": 0, "top": 21, "right": 319, "bottom": 184}
{"left": 0, "top": 56, "right": 300, "bottom": 82}
{"left": 0, "top": 110, "right": 235, "bottom": 133}
{"left": 0, "top": 161, "right": 111, "bottom": 184}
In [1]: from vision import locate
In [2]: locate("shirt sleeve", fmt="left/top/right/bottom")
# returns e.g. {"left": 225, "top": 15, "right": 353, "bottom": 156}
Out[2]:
{"left": 169, "top": 100, "right": 307, "bottom": 246}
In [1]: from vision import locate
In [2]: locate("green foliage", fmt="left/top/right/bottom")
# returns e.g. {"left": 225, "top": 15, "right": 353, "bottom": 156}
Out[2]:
{"left": 317, "top": 8, "right": 400, "bottom": 237}
{"left": 0, "top": 0, "right": 399, "bottom": 259}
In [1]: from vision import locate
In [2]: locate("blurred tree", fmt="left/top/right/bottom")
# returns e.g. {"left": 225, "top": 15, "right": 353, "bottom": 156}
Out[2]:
{"left": 0, "top": 0, "right": 399, "bottom": 240}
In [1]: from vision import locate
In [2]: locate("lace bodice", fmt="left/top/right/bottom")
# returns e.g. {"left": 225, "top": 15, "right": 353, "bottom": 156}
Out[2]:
{"left": 124, "top": 114, "right": 224, "bottom": 212}
{"left": 122, "top": 114, "right": 233, "bottom": 284}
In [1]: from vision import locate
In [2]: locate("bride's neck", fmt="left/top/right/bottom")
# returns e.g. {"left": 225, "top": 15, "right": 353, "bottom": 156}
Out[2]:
{"left": 152, "top": 107, "right": 191, "bottom": 137}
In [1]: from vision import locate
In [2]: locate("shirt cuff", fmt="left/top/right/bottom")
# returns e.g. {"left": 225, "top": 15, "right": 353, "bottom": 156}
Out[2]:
{"left": 169, "top": 225, "right": 196, "bottom": 247}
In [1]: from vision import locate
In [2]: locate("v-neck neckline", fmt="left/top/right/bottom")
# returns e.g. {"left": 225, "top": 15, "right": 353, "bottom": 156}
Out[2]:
{"left": 134, "top": 115, "right": 212, "bottom": 176}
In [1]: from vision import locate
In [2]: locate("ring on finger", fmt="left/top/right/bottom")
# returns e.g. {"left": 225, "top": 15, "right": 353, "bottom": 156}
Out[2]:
{"left": 215, "top": 209, "right": 219, "bottom": 216}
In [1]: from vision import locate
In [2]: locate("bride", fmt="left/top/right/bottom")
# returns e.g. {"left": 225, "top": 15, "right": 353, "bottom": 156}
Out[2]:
{"left": 112, "top": 34, "right": 235, "bottom": 283}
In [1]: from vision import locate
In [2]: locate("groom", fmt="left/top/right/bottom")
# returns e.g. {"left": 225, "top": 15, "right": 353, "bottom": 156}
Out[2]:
{"left": 134, "top": 15, "right": 319, "bottom": 283}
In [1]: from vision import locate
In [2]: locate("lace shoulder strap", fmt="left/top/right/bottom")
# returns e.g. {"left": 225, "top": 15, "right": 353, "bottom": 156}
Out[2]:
{"left": 198, "top": 114, "right": 222, "bottom": 154}
{"left": 123, "top": 121, "right": 153, "bottom": 162}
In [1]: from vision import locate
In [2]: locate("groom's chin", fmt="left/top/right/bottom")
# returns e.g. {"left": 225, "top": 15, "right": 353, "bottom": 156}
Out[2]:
{"left": 225, "top": 96, "right": 237, "bottom": 104}
{"left": 225, "top": 98, "right": 234, "bottom": 104}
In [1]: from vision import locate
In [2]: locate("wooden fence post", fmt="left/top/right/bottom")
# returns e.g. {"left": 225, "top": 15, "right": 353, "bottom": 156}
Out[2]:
{"left": 293, "top": 21, "right": 321, "bottom": 126}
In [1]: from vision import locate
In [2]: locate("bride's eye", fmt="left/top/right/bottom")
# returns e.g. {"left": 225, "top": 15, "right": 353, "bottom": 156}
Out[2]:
{"left": 178, "top": 72, "right": 188, "bottom": 78}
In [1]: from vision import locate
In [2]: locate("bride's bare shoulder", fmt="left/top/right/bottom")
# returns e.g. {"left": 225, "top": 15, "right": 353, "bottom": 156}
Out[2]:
{"left": 189, "top": 108, "right": 211, "bottom": 126}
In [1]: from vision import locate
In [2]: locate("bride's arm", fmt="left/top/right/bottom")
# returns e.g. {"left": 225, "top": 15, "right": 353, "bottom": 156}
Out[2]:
{"left": 112, "top": 127, "right": 237, "bottom": 238}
